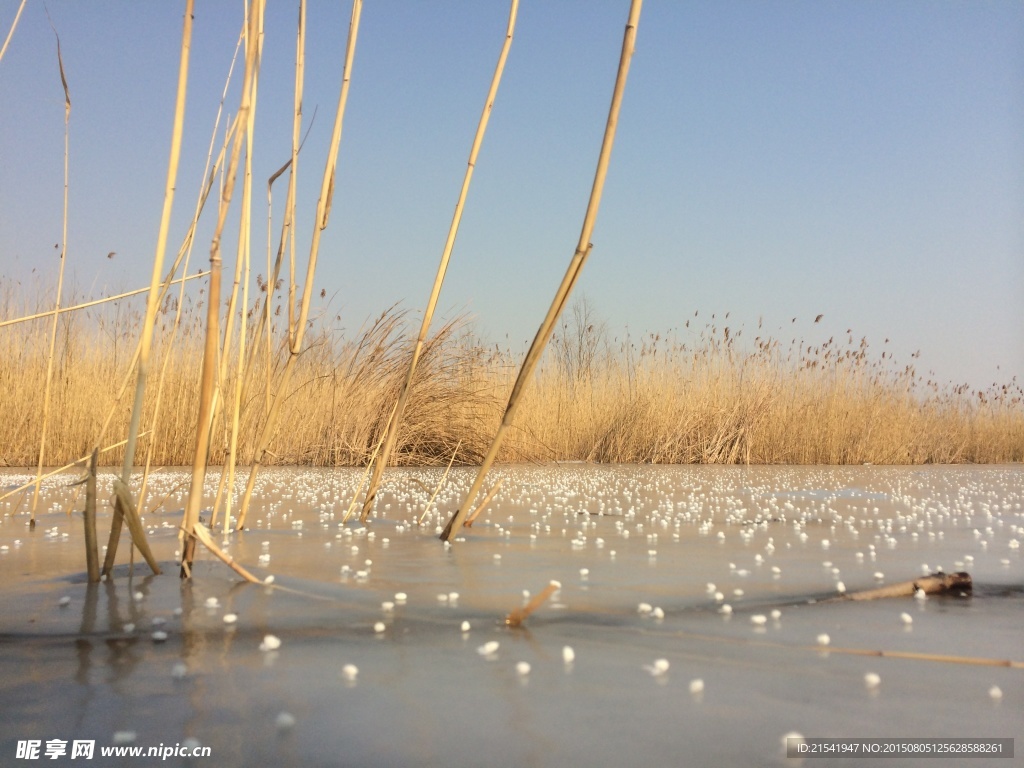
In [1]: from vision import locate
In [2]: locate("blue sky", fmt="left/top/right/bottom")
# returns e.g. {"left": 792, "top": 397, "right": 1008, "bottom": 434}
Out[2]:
{"left": 1, "top": 1, "right": 1021, "bottom": 392}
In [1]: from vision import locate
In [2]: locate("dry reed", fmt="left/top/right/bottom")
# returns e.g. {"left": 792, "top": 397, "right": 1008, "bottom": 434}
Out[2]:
{"left": 181, "top": 0, "right": 262, "bottom": 576}
{"left": 104, "top": 0, "right": 195, "bottom": 577}
{"left": 0, "top": 0, "right": 27, "bottom": 64}
{"left": 82, "top": 448, "right": 99, "bottom": 582}
{"left": 441, "top": 0, "right": 644, "bottom": 541}
{"left": 31, "top": 20, "right": 72, "bottom": 523}
{"left": 361, "top": 0, "right": 520, "bottom": 523}
{"left": 236, "top": 0, "right": 363, "bottom": 529}
{"left": 505, "top": 581, "right": 559, "bottom": 628}
{"left": 3, "top": 285, "right": 1023, "bottom": 470}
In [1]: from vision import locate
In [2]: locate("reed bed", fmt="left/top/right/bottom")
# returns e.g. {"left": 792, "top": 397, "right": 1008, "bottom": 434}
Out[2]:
{"left": 2, "top": 282, "right": 1022, "bottom": 468}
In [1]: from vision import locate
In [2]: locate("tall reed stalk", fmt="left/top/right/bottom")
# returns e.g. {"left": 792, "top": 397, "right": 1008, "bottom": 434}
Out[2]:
{"left": 181, "top": 0, "right": 264, "bottom": 577}
{"left": 236, "top": 0, "right": 363, "bottom": 529}
{"left": 30, "top": 23, "right": 71, "bottom": 526}
{"left": 217, "top": 1, "right": 264, "bottom": 533}
{"left": 360, "top": 0, "right": 520, "bottom": 523}
{"left": 139, "top": 32, "right": 244, "bottom": 515}
{"left": 442, "top": 0, "right": 643, "bottom": 541}
{"left": 102, "top": 0, "right": 193, "bottom": 576}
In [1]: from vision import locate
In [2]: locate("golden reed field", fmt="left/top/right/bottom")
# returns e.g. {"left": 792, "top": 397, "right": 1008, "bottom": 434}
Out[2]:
{"left": 3, "top": 280, "right": 1022, "bottom": 470}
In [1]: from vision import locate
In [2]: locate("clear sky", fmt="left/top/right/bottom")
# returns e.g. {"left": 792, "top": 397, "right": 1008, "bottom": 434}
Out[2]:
{"left": 2, "top": 1, "right": 1022, "bottom": 392}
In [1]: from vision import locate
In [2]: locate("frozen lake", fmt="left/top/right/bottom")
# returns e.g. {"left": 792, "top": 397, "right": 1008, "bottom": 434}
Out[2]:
{"left": 1, "top": 465, "right": 1021, "bottom": 766}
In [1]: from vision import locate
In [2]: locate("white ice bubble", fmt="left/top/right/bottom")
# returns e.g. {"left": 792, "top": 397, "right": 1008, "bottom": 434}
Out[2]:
{"left": 477, "top": 640, "right": 500, "bottom": 657}
{"left": 645, "top": 658, "right": 670, "bottom": 676}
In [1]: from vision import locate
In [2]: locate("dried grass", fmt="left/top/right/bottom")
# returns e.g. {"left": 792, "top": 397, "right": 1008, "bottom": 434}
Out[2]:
{"left": 3, "top": 284, "right": 1020, "bottom": 470}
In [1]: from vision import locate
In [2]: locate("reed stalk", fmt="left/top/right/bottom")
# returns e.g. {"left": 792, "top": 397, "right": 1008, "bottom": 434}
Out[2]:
{"left": 111, "top": 479, "right": 161, "bottom": 576}
{"left": 102, "top": 0, "right": 194, "bottom": 576}
{"left": 441, "top": 0, "right": 643, "bottom": 541}
{"left": 0, "top": 0, "right": 26, "bottom": 64}
{"left": 0, "top": 434, "right": 147, "bottom": 506}
{"left": 237, "top": 0, "right": 362, "bottom": 529}
{"left": 216, "top": 1, "right": 264, "bottom": 534}
{"left": 465, "top": 476, "right": 504, "bottom": 526}
{"left": 0, "top": 272, "right": 207, "bottom": 330}
{"left": 235, "top": 5, "right": 312, "bottom": 498}
{"left": 418, "top": 439, "right": 461, "bottom": 523}
{"left": 361, "top": 0, "right": 520, "bottom": 523}
{"left": 801, "top": 644, "right": 1024, "bottom": 669}
{"left": 138, "top": 38, "right": 243, "bottom": 513}
{"left": 181, "top": 0, "right": 263, "bottom": 577}
{"left": 31, "top": 23, "right": 71, "bottom": 526}
{"left": 339, "top": 402, "right": 397, "bottom": 524}
{"left": 83, "top": 448, "right": 99, "bottom": 583}
{"left": 505, "top": 580, "right": 559, "bottom": 627}
{"left": 189, "top": 522, "right": 262, "bottom": 583}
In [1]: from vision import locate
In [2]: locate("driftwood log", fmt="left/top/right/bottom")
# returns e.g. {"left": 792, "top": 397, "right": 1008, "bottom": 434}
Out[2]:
{"left": 843, "top": 571, "right": 972, "bottom": 601}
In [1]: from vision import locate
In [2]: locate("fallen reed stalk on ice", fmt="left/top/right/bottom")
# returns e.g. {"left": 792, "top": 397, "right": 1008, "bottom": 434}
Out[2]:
{"left": 506, "top": 581, "right": 560, "bottom": 628}
{"left": 189, "top": 522, "right": 262, "bottom": 584}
